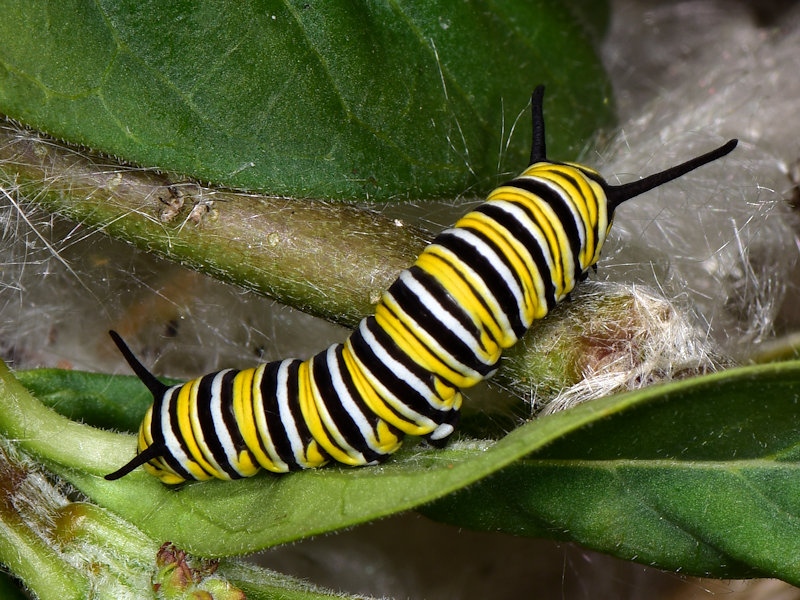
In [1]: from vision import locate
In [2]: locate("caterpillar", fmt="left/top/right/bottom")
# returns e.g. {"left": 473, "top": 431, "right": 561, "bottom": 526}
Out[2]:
{"left": 106, "top": 86, "right": 737, "bottom": 484}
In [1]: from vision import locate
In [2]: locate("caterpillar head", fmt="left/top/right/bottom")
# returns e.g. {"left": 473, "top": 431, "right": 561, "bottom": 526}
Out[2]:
{"left": 528, "top": 85, "right": 738, "bottom": 220}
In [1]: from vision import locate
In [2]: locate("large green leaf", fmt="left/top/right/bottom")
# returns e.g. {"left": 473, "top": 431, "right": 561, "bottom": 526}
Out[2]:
{"left": 0, "top": 0, "right": 612, "bottom": 201}
{"left": 0, "top": 357, "right": 646, "bottom": 558}
{"left": 422, "top": 361, "right": 800, "bottom": 584}
{"left": 8, "top": 359, "right": 800, "bottom": 585}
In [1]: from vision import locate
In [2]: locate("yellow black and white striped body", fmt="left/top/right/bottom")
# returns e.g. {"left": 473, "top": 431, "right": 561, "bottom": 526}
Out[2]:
{"left": 107, "top": 86, "right": 737, "bottom": 484}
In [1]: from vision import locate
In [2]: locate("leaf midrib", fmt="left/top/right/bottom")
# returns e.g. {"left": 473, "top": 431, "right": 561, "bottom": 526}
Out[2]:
{"left": 518, "top": 457, "right": 800, "bottom": 469}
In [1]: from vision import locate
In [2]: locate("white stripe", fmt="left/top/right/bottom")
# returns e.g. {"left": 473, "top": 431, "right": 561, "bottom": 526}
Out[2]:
{"left": 444, "top": 228, "right": 528, "bottom": 331}
{"left": 383, "top": 289, "right": 484, "bottom": 383}
{"left": 325, "top": 345, "right": 382, "bottom": 453}
{"left": 275, "top": 360, "right": 307, "bottom": 466}
{"left": 485, "top": 199, "right": 554, "bottom": 314}
{"left": 251, "top": 364, "right": 290, "bottom": 472}
{"left": 515, "top": 176, "right": 579, "bottom": 289}
{"left": 190, "top": 371, "right": 229, "bottom": 478}
{"left": 401, "top": 269, "right": 494, "bottom": 366}
{"left": 354, "top": 321, "right": 441, "bottom": 427}
{"left": 306, "top": 346, "right": 365, "bottom": 463}
{"left": 160, "top": 386, "right": 193, "bottom": 474}
{"left": 189, "top": 369, "right": 230, "bottom": 479}
{"left": 430, "top": 423, "right": 454, "bottom": 441}
{"left": 425, "top": 243, "right": 517, "bottom": 345}
{"left": 360, "top": 319, "right": 453, "bottom": 412}
{"left": 520, "top": 174, "right": 587, "bottom": 250}
{"left": 208, "top": 370, "right": 243, "bottom": 477}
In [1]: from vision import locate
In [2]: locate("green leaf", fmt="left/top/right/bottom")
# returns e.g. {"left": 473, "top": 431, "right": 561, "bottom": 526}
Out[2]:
{"left": 0, "top": 0, "right": 613, "bottom": 201}
{"left": 14, "top": 369, "right": 174, "bottom": 433}
{"left": 9, "top": 359, "right": 800, "bottom": 585}
{"left": 421, "top": 361, "right": 800, "bottom": 584}
{"left": 0, "top": 573, "right": 28, "bottom": 600}
{"left": 0, "top": 357, "right": 645, "bottom": 558}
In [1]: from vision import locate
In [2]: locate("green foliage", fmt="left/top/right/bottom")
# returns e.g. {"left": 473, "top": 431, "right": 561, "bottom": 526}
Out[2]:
{"left": 8, "top": 360, "right": 800, "bottom": 588}
{"left": 14, "top": 369, "right": 170, "bottom": 433}
{"left": 423, "top": 361, "right": 800, "bottom": 582}
{"left": 0, "top": 573, "right": 27, "bottom": 600}
{"left": 0, "top": 0, "right": 612, "bottom": 201}
{"left": 11, "top": 1, "right": 788, "bottom": 598}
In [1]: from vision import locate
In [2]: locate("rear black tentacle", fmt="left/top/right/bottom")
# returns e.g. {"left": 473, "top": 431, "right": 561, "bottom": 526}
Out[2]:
{"left": 107, "top": 330, "right": 169, "bottom": 479}
{"left": 109, "top": 330, "right": 169, "bottom": 398}
{"left": 529, "top": 85, "right": 547, "bottom": 165}
{"left": 104, "top": 442, "right": 166, "bottom": 481}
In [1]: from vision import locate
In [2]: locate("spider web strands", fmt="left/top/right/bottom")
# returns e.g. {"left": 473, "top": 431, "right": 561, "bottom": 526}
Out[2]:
{"left": 0, "top": 184, "right": 100, "bottom": 304}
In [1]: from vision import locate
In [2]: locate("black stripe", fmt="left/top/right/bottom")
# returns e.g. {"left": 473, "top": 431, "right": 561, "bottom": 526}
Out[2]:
{"left": 473, "top": 203, "right": 557, "bottom": 310}
{"left": 386, "top": 269, "right": 497, "bottom": 376}
{"left": 251, "top": 362, "right": 281, "bottom": 467}
{"left": 309, "top": 347, "right": 365, "bottom": 460}
{"left": 379, "top": 298, "right": 468, "bottom": 388}
{"left": 220, "top": 370, "right": 251, "bottom": 464}
{"left": 458, "top": 224, "right": 528, "bottom": 320}
{"left": 555, "top": 165, "right": 597, "bottom": 251}
{"left": 171, "top": 379, "right": 217, "bottom": 479}
{"left": 420, "top": 250, "right": 501, "bottom": 346}
{"left": 257, "top": 360, "right": 299, "bottom": 469}
{"left": 433, "top": 230, "right": 527, "bottom": 338}
{"left": 579, "top": 168, "right": 606, "bottom": 255}
{"left": 196, "top": 371, "right": 243, "bottom": 479}
{"left": 334, "top": 344, "right": 400, "bottom": 460}
{"left": 258, "top": 359, "right": 313, "bottom": 470}
{"left": 151, "top": 386, "right": 194, "bottom": 481}
{"left": 349, "top": 317, "right": 451, "bottom": 424}
{"left": 505, "top": 177, "right": 581, "bottom": 282}
{"left": 310, "top": 345, "right": 390, "bottom": 463}
{"left": 408, "top": 265, "right": 493, "bottom": 357}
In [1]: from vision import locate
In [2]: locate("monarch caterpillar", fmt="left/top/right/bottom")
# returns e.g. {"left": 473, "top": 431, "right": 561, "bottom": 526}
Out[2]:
{"left": 106, "top": 86, "right": 737, "bottom": 484}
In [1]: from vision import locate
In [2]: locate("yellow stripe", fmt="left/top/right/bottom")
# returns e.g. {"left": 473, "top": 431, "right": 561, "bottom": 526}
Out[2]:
{"left": 138, "top": 407, "right": 168, "bottom": 481}
{"left": 587, "top": 179, "right": 608, "bottom": 265}
{"left": 342, "top": 339, "right": 435, "bottom": 435}
{"left": 454, "top": 211, "right": 538, "bottom": 325}
{"left": 297, "top": 361, "right": 340, "bottom": 467}
{"left": 137, "top": 404, "right": 189, "bottom": 483}
{"left": 529, "top": 166, "right": 597, "bottom": 266}
{"left": 374, "top": 300, "right": 480, "bottom": 389}
{"left": 138, "top": 406, "right": 154, "bottom": 452}
{"left": 240, "top": 364, "right": 287, "bottom": 473}
{"left": 229, "top": 369, "right": 259, "bottom": 476}
{"left": 487, "top": 187, "right": 569, "bottom": 297}
{"left": 292, "top": 362, "right": 327, "bottom": 468}
{"left": 433, "top": 377, "right": 460, "bottom": 408}
{"left": 415, "top": 250, "right": 508, "bottom": 348}
{"left": 233, "top": 366, "right": 264, "bottom": 469}
{"left": 418, "top": 246, "right": 519, "bottom": 346}
{"left": 561, "top": 161, "right": 600, "bottom": 177}
{"left": 304, "top": 440, "right": 328, "bottom": 467}
{"left": 375, "top": 420, "right": 403, "bottom": 454}
{"left": 308, "top": 359, "right": 364, "bottom": 466}
{"left": 176, "top": 380, "right": 216, "bottom": 480}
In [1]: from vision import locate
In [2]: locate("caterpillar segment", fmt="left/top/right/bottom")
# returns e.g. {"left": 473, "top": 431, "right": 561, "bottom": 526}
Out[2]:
{"left": 106, "top": 86, "right": 737, "bottom": 483}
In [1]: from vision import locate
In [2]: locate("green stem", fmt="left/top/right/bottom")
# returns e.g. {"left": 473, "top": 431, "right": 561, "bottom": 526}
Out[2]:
{"left": 0, "top": 504, "right": 87, "bottom": 600}
{"left": 0, "top": 118, "right": 429, "bottom": 326}
{"left": 0, "top": 359, "right": 130, "bottom": 474}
